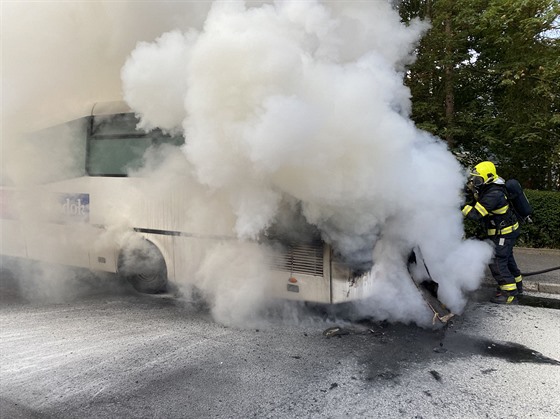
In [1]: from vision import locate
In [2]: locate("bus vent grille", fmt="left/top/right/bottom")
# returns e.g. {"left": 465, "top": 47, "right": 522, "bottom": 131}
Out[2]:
{"left": 271, "top": 242, "right": 324, "bottom": 276}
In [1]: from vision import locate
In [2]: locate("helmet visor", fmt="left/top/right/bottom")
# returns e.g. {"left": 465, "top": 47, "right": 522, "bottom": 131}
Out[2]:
{"left": 472, "top": 176, "right": 484, "bottom": 187}
{"left": 469, "top": 172, "right": 484, "bottom": 188}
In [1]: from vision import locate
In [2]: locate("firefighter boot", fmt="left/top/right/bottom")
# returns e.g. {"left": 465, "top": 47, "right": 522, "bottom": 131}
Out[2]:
{"left": 491, "top": 283, "right": 519, "bottom": 305}
{"left": 490, "top": 292, "right": 518, "bottom": 305}
{"left": 515, "top": 275, "right": 523, "bottom": 295}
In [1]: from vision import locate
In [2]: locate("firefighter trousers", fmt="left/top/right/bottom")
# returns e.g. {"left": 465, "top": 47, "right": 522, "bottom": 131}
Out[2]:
{"left": 488, "top": 236, "right": 521, "bottom": 294}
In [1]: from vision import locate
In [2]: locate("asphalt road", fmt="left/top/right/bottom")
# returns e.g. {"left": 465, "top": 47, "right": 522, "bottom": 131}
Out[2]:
{"left": 1, "top": 272, "right": 559, "bottom": 419}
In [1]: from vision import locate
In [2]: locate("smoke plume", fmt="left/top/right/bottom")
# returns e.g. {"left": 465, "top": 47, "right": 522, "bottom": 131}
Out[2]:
{"left": 1, "top": 1, "right": 493, "bottom": 327}
{"left": 121, "top": 1, "right": 493, "bottom": 325}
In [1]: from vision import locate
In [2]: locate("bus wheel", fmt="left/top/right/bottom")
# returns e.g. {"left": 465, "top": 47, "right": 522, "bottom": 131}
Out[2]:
{"left": 118, "top": 239, "right": 167, "bottom": 294}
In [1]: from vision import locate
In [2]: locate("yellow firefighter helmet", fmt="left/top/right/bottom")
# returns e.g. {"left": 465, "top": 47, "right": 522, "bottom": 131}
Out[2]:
{"left": 470, "top": 161, "right": 498, "bottom": 187}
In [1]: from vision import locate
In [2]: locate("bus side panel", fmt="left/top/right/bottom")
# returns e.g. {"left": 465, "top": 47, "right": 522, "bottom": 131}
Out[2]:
{"left": 266, "top": 243, "right": 332, "bottom": 304}
{"left": 331, "top": 272, "right": 375, "bottom": 304}
{"left": 0, "top": 220, "right": 27, "bottom": 258}
{"left": 172, "top": 235, "right": 220, "bottom": 287}
{"left": 25, "top": 223, "right": 96, "bottom": 269}
{"left": 0, "top": 189, "right": 27, "bottom": 258}
{"left": 267, "top": 270, "right": 331, "bottom": 304}
{"left": 88, "top": 232, "right": 118, "bottom": 273}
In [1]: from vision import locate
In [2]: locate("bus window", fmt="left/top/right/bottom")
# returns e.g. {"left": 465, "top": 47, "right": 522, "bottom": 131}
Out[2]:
{"left": 87, "top": 136, "right": 153, "bottom": 176}
{"left": 5, "top": 118, "right": 88, "bottom": 185}
{"left": 91, "top": 113, "right": 138, "bottom": 137}
{"left": 87, "top": 113, "right": 184, "bottom": 177}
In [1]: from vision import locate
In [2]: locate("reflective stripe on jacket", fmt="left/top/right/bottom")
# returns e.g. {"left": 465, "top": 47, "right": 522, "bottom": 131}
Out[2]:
{"left": 462, "top": 180, "right": 519, "bottom": 238}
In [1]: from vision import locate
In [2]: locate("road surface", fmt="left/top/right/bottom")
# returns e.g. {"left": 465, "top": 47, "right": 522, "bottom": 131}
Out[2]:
{"left": 1, "top": 271, "right": 559, "bottom": 418}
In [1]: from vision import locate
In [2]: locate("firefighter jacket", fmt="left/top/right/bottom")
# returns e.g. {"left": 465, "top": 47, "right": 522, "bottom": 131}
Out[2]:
{"left": 462, "top": 179, "right": 520, "bottom": 238}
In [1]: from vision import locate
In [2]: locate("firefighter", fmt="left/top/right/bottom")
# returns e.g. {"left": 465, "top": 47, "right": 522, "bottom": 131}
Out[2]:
{"left": 462, "top": 161, "right": 523, "bottom": 304}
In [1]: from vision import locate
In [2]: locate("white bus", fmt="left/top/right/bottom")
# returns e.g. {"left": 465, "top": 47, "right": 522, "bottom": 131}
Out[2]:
{"left": 1, "top": 102, "right": 378, "bottom": 304}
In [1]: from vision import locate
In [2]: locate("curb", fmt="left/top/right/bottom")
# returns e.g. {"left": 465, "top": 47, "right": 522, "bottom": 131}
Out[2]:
{"left": 515, "top": 247, "right": 560, "bottom": 255}
{"left": 536, "top": 282, "right": 560, "bottom": 295}
{"left": 482, "top": 278, "right": 560, "bottom": 295}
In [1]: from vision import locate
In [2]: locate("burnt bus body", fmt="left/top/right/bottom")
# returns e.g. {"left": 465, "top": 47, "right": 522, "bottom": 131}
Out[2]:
{"left": 1, "top": 102, "right": 377, "bottom": 303}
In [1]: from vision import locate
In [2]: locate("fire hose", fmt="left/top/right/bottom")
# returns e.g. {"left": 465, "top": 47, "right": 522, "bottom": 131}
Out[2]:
{"left": 521, "top": 266, "right": 560, "bottom": 277}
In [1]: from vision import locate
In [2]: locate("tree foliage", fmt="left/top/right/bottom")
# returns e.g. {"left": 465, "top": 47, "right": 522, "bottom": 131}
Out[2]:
{"left": 398, "top": 0, "right": 560, "bottom": 190}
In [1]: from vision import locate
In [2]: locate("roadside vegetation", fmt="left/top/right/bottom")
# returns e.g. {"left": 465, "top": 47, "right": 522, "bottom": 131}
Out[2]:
{"left": 398, "top": 0, "right": 559, "bottom": 191}
{"left": 398, "top": 1, "right": 559, "bottom": 248}
{"left": 519, "top": 189, "right": 560, "bottom": 248}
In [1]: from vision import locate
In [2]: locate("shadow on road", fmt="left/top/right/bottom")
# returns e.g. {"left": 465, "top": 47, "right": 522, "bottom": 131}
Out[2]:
{"left": 517, "top": 294, "right": 560, "bottom": 310}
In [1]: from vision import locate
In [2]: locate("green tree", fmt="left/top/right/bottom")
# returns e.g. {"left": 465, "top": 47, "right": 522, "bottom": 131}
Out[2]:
{"left": 398, "top": 0, "right": 560, "bottom": 190}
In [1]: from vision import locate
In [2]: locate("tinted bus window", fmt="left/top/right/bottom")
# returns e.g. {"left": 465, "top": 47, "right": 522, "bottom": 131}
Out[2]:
{"left": 88, "top": 137, "right": 153, "bottom": 176}
{"left": 87, "top": 113, "right": 184, "bottom": 176}
{"left": 92, "top": 113, "right": 138, "bottom": 137}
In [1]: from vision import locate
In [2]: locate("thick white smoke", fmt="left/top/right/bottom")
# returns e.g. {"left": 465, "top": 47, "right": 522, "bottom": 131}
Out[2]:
{"left": 121, "top": 0, "right": 493, "bottom": 325}
{"left": 0, "top": 1, "right": 211, "bottom": 303}
{"left": 2, "top": 1, "right": 211, "bottom": 184}
{"left": 1, "top": 0, "right": 494, "bottom": 327}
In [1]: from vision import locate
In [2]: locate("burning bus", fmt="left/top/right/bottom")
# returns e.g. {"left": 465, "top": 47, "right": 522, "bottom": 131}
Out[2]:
{"left": 1, "top": 101, "right": 382, "bottom": 305}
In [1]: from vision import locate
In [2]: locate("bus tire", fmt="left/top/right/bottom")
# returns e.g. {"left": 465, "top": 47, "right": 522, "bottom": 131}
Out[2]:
{"left": 117, "top": 238, "right": 167, "bottom": 294}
